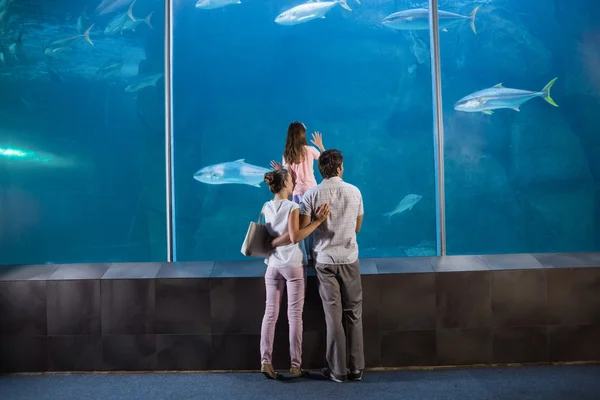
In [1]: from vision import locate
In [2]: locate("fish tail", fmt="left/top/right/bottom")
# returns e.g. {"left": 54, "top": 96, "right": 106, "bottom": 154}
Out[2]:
{"left": 469, "top": 5, "right": 480, "bottom": 35}
{"left": 145, "top": 12, "right": 154, "bottom": 29}
{"left": 541, "top": 77, "right": 559, "bottom": 107}
{"left": 128, "top": 0, "right": 137, "bottom": 21}
{"left": 382, "top": 212, "right": 392, "bottom": 224}
{"left": 83, "top": 23, "right": 94, "bottom": 46}
{"left": 336, "top": 0, "right": 351, "bottom": 12}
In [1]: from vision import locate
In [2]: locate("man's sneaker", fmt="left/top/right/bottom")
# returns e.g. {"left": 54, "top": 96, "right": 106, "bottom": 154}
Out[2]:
{"left": 348, "top": 370, "right": 363, "bottom": 381}
{"left": 321, "top": 367, "right": 347, "bottom": 383}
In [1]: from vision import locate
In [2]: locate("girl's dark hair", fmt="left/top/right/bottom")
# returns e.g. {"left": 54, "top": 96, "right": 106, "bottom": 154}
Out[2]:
{"left": 318, "top": 149, "right": 344, "bottom": 179}
{"left": 283, "top": 121, "right": 308, "bottom": 165}
{"left": 264, "top": 169, "right": 289, "bottom": 194}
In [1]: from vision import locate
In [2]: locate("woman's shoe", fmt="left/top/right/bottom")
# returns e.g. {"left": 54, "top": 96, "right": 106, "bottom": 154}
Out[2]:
{"left": 289, "top": 367, "right": 307, "bottom": 378}
{"left": 261, "top": 363, "right": 279, "bottom": 380}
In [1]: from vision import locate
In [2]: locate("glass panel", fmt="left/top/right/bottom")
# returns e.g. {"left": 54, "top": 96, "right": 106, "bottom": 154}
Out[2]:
{"left": 0, "top": 0, "right": 167, "bottom": 265}
{"left": 440, "top": 1, "right": 600, "bottom": 254}
{"left": 173, "top": 1, "right": 438, "bottom": 261}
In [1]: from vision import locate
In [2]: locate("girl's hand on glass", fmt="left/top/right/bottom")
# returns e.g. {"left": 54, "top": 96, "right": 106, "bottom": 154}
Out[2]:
{"left": 315, "top": 203, "right": 330, "bottom": 222}
{"left": 270, "top": 160, "right": 282, "bottom": 170}
{"left": 311, "top": 131, "right": 324, "bottom": 150}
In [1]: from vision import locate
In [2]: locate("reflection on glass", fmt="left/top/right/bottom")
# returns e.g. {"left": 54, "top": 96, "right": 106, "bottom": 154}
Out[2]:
{"left": 0, "top": 0, "right": 166, "bottom": 265}
{"left": 173, "top": 0, "right": 437, "bottom": 261}
{"left": 440, "top": 0, "right": 600, "bottom": 254}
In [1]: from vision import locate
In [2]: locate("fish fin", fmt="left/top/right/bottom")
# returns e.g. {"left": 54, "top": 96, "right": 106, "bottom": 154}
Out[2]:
{"left": 493, "top": 83, "right": 503, "bottom": 88}
{"left": 513, "top": 106, "right": 520, "bottom": 112}
{"left": 83, "top": 23, "right": 94, "bottom": 46}
{"left": 127, "top": 0, "right": 137, "bottom": 21}
{"left": 336, "top": 0, "right": 351, "bottom": 11}
{"left": 541, "top": 77, "right": 559, "bottom": 107}
{"left": 408, "top": 204, "right": 414, "bottom": 210}
{"left": 442, "top": 28, "right": 448, "bottom": 32}
{"left": 234, "top": 159, "right": 245, "bottom": 163}
{"left": 482, "top": 110, "right": 494, "bottom": 115}
{"left": 406, "top": 16, "right": 413, "bottom": 21}
{"left": 320, "top": 15, "right": 326, "bottom": 18}
{"left": 145, "top": 12, "right": 154, "bottom": 29}
{"left": 252, "top": 183, "right": 261, "bottom": 188}
{"left": 470, "top": 5, "right": 480, "bottom": 35}
{"left": 383, "top": 212, "right": 392, "bottom": 224}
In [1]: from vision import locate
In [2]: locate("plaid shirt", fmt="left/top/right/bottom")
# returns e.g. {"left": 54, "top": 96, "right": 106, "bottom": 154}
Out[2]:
{"left": 300, "top": 177, "right": 364, "bottom": 265}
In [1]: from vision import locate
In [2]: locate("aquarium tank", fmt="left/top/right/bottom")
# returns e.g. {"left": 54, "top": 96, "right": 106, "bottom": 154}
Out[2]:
{"left": 0, "top": 0, "right": 599, "bottom": 265}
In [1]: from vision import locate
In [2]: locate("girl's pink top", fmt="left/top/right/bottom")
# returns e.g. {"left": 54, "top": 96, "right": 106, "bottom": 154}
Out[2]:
{"left": 283, "top": 145, "right": 321, "bottom": 196}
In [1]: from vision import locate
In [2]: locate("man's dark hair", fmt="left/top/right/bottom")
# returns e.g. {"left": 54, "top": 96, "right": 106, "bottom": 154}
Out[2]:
{"left": 318, "top": 149, "right": 344, "bottom": 179}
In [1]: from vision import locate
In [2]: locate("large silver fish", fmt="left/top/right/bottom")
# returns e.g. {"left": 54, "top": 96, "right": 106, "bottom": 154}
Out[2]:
{"left": 104, "top": 0, "right": 136, "bottom": 35}
{"left": 195, "top": 0, "right": 241, "bottom": 10}
{"left": 383, "top": 194, "right": 422, "bottom": 221}
{"left": 194, "top": 159, "right": 271, "bottom": 188}
{"left": 454, "top": 77, "right": 559, "bottom": 115}
{"left": 95, "top": 0, "right": 132, "bottom": 16}
{"left": 44, "top": 24, "right": 94, "bottom": 57}
{"left": 121, "top": 11, "right": 154, "bottom": 32}
{"left": 124, "top": 73, "right": 164, "bottom": 92}
{"left": 275, "top": 0, "right": 353, "bottom": 26}
{"left": 382, "top": 6, "right": 480, "bottom": 34}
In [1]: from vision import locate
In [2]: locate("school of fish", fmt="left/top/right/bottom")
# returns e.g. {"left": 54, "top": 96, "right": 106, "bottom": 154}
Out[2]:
{"left": 1, "top": 0, "right": 161, "bottom": 93}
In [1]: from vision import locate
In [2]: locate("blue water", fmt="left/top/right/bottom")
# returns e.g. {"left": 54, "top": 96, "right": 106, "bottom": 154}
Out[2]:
{"left": 1, "top": 0, "right": 599, "bottom": 265}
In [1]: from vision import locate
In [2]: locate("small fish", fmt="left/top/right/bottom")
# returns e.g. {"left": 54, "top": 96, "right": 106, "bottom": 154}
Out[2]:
{"left": 382, "top": 6, "right": 480, "bottom": 34}
{"left": 0, "top": 51, "right": 5, "bottom": 65}
{"left": 48, "top": 69, "right": 63, "bottom": 83}
{"left": 104, "top": 0, "right": 136, "bottom": 35}
{"left": 95, "top": 0, "right": 132, "bottom": 16}
{"left": 195, "top": 0, "right": 241, "bottom": 10}
{"left": 8, "top": 32, "right": 23, "bottom": 61}
{"left": 0, "top": 4, "right": 9, "bottom": 25}
{"left": 77, "top": 8, "right": 91, "bottom": 34}
{"left": 0, "top": 0, "right": 12, "bottom": 11}
{"left": 454, "top": 78, "right": 559, "bottom": 115}
{"left": 194, "top": 159, "right": 271, "bottom": 188}
{"left": 44, "top": 24, "right": 94, "bottom": 57}
{"left": 383, "top": 194, "right": 422, "bottom": 221}
{"left": 275, "top": 0, "right": 352, "bottom": 26}
{"left": 96, "top": 59, "right": 123, "bottom": 77}
{"left": 124, "top": 73, "right": 164, "bottom": 92}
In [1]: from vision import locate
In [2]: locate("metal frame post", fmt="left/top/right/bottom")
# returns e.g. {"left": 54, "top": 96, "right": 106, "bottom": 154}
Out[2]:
{"left": 428, "top": 0, "right": 447, "bottom": 256}
{"left": 164, "top": 0, "right": 175, "bottom": 262}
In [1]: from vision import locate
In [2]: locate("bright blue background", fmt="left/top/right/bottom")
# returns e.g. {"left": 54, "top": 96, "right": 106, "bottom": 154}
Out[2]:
{"left": 1, "top": 0, "right": 599, "bottom": 264}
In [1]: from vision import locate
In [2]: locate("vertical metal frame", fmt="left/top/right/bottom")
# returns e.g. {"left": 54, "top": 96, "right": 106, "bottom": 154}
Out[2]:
{"left": 164, "top": 0, "right": 175, "bottom": 262}
{"left": 428, "top": 0, "right": 447, "bottom": 256}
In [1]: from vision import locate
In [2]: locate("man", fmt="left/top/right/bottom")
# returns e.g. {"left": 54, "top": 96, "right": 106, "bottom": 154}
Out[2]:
{"left": 300, "top": 149, "right": 364, "bottom": 383}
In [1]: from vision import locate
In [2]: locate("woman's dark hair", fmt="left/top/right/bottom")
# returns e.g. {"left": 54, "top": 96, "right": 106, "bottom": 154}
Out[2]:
{"left": 318, "top": 149, "right": 344, "bottom": 179}
{"left": 264, "top": 169, "right": 290, "bottom": 194}
{"left": 283, "top": 121, "right": 308, "bottom": 165}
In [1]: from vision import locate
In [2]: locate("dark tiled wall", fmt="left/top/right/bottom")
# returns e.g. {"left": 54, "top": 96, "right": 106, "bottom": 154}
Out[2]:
{"left": 1, "top": 254, "right": 600, "bottom": 373}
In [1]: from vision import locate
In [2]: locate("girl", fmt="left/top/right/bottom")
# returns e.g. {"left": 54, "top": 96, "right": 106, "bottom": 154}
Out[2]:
{"left": 260, "top": 168, "right": 330, "bottom": 379}
{"left": 271, "top": 121, "right": 326, "bottom": 204}
{"left": 271, "top": 121, "right": 326, "bottom": 261}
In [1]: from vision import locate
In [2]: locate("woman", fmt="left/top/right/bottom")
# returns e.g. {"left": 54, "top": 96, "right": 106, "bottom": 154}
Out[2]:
{"left": 260, "top": 168, "right": 330, "bottom": 379}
